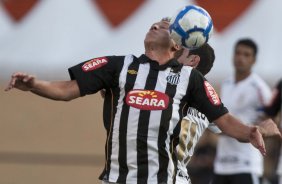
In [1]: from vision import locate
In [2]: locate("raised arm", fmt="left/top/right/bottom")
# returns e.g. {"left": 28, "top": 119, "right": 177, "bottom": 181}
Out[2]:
{"left": 214, "top": 113, "right": 266, "bottom": 155}
{"left": 214, "top": 113, "right": 281, "bottom": 155}
{"left": 5, "top": 72, "right": 80, "bottom": 101}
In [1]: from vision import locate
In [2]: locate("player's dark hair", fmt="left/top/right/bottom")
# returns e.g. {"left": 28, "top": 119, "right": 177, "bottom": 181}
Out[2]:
{"left": 235, "top": 38, "right": 258, "bottom": 57}
{"left": 190, "top": 43, "right": 215, "bottom": 76}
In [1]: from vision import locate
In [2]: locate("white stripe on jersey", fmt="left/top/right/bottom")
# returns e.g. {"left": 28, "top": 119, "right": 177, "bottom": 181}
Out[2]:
{"left": 146, "top": 68, "right": 171, "bottom": 183}
{"left": 126, "top": 62, "right": 150, "bottom": 182}
{"left": 109, "top": 55, "right": 134, "bottom": 181}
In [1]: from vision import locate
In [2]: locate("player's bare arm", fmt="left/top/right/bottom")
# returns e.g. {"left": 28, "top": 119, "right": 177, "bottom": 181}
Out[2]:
{"left": 215, "top": 113, "right": 267, "bottom": 155}
{"left": 5, "top": 72, "right": 80, "bottom": 101}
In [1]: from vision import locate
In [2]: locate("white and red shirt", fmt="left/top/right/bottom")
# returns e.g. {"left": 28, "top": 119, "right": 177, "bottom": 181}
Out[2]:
{"left": 214, "top": 73, "right": 271, "bottom": 176}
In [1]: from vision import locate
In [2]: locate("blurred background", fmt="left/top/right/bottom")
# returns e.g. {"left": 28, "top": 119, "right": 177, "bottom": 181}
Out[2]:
{"left": 0, "top": 0, "right": 281, "bottom": 183}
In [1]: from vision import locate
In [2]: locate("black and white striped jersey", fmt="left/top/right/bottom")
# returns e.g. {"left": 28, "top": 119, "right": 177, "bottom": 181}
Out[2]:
{"left": 68, "top": 54, "right": 228, "bottom": 184}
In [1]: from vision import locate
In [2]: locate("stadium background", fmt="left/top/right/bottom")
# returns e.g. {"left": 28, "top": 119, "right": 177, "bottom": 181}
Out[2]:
{"left": 0, "top": 0, "right": 281, "bottom": 183}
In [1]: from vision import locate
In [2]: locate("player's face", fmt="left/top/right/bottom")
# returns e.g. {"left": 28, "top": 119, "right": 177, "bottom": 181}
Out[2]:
{"left": 233, "top": 44, "right": 255, "bottom": 73}
{"left": 144, "top": 20, "right": 176, "bottom": 48}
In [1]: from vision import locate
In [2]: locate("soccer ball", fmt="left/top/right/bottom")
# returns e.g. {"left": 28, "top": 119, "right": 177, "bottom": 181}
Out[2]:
{"left": 169, "top": 5, "right": 213, "bottom": 50}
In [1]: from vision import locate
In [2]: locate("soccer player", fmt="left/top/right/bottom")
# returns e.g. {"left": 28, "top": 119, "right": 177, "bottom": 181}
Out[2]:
{"left": 212, "top": 39, "right": 273, "bottom": 184}
{"left": 173, "top": 43, "right": 219, "bottom": 184}
{"left": 99, "top": 42, "right": 220, "bottom": 184}
{"left": 5, "top": 20, "right": 280, "bottom": 184}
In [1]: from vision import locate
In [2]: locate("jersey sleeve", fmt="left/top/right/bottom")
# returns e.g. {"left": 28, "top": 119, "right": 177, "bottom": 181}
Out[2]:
{"left": 68, "top": 56, "right": 124, "bottom": 96}
{"left": 186, "top": 69, "right": 228, "bottom": 122}
{"left": 264, "top": 80, "right": 282, "bottom": 117}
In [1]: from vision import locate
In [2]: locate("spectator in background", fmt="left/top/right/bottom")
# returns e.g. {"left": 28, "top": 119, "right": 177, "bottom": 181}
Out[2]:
{"left": 212, "top": 38, "right": 272, "bottom": 184}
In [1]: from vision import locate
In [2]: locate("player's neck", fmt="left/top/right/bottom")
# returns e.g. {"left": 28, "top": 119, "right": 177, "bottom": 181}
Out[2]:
{"left": 235, "top": 71, "right": 251, "bottom": 83}
{"left": 145, "top": 47, "right": 174, "bottom": 65}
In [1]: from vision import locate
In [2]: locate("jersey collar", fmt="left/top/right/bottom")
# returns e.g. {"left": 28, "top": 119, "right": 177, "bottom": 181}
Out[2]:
{"left": 139, "top": 54, "right": 180, "bottom": 70}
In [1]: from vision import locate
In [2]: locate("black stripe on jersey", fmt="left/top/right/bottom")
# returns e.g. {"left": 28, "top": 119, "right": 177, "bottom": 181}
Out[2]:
{"left": 99, "top": 89, "right": 120, "bottom": 181}
{"left": 171, "top": 134, "right": 177, "bottom": 184}
{"left": 100, "top": 57, "right": 125, "bottom": 181}
{"left": 117, "top": 58, "right": 140, "bottom": 183}
{"left": 136, "top": 63, "right": 159, "bottom": 184}
{"left": 157, "top": 80, "right": 178, "bottom": 183}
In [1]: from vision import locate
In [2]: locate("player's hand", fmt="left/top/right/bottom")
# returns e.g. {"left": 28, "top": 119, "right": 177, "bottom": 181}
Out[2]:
{"left": 249, "top": 126, "right": 266, "bottom": 156}
{"left": 5, "top": 72, "right": 36, "bottom": 91}
{"left": 258, "top": 119, "right": 282, "bottom": 138}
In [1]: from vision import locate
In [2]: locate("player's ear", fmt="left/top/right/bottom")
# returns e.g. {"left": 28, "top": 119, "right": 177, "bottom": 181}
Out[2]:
{"left": 174, "top": 43, "right": 182, "bottom": 50}
{"left": 171, "top": 37, "right": 183, "bottom": 51}
{"left": 191, "top": 55, "right": 200, "bottom": 68}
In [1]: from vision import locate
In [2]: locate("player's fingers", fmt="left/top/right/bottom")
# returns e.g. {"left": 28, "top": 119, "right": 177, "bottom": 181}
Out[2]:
{"left": 258, "top": 128, "right": 266, "bottom": 156}
{"left": 23, "top": 75, "right": 34, "bottom": 82}
{"left": 4, "top": 83, "right": 13, "bottom": 91}
{"left": 259, "top": 144, "right": 266, "bottom": 156}
{"left": 4, "top": 72, "right": 28, "bottom": 91}
{"left": 252, "top": 127, "right": 266, "bottom": 156}
{"left": 5, "top": 75, "right": 18, "bottom": 91}
{"left": 12, "top": 72, "right": 26, "bottom": 78}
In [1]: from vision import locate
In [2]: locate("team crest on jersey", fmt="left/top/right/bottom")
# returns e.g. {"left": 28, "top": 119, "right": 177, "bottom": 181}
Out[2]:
{"left": 126, "top": 90, "right": 169, "bottom": 110}
{"left": 166, "top": 72, "right": 180, "bottom": 85}
{"left": 82, "top": 57, "right": 108, "bottom": 72}
{"left": 204, "top": 81, "right": 221, "bottom": 106}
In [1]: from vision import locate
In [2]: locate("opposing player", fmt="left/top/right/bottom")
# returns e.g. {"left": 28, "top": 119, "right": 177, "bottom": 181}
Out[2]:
{"left": 173, "top": 42, "right": 278, "bottom": 184}
{"left": 213, "top": 39, "right": 273, "bottom": 184}
{"left": 5, "top": 19, "right": 280, "bottom": 184}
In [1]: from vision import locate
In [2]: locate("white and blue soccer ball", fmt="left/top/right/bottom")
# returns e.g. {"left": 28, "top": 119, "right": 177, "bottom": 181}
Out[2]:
{"left": 169, "top": 5, "right": 213, "bottom": 50}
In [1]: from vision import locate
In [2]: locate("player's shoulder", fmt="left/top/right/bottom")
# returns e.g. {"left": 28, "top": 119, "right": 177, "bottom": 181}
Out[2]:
{"left": 102, "top": 54, "right": 134, "bottom": 68}
{"left": 105, "top": 55, "right": 127, "bottom": 61}
{"left": 249, "top": 73, "right": 270, "bottom": 90}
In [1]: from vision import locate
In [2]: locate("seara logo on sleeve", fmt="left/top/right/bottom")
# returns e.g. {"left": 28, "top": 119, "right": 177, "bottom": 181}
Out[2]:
{"left": 82, "top": 57, "right": 108, "bottom": 72}
{"left": 126, "top": 90, "right": 169, "bottom": 110}
{"left": 203, "top": 81, "right": 221, "bottom": 106}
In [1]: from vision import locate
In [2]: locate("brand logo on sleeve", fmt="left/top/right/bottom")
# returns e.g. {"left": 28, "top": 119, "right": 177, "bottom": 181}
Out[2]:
{"left": 203, "top": 81, "right": 221, "bottom": 106}
{"left": 126, "top": 90, "right": 169, "bottom": 110}
{"left": 82, "top": 57, "right": 108, "bottom": 72}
